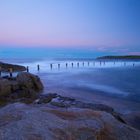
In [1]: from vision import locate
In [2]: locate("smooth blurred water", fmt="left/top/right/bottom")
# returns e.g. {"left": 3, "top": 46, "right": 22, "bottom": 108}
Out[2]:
{"left": 1, "top": 56, "right": 140, "bottom": 102}
{"left": 3, "top": 59, "right": 139, "bottom": 103}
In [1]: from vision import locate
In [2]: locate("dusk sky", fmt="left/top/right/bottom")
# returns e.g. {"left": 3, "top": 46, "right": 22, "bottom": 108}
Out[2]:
{"left": 0, "top": 0, "right": 140, "bottom": 55}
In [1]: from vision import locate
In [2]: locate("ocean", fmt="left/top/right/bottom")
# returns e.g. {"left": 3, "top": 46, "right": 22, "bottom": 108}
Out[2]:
{"left": 2, "top": 58, "right": 140, "bottom": 102}
{"left": 1, "top": 48, "right": 140, "bottom": 112}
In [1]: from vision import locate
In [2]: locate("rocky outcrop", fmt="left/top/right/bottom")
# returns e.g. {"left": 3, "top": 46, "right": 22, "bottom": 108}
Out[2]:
{"left": 35, "top": 94, "right": 126, "bottom": 124}
{"left": 0, "top": 62, "right": 26, "bottom": 72}
{"left": 0, "top": 72, "right": 43, "bottom": 105}
{"left": 0, "top": 78, "right": 11, "bottom": 96}
{"left": 16, "top": 72, "right": 43, "bottom": 91}
{"left": 0, "top": 103, "right": 139, "bottom": 140}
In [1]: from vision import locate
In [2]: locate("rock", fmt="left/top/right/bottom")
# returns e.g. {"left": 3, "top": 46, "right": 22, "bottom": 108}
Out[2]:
{"left": 35, "top": 93, "right": 58, "bottom": 104}
{"left": 0, "top": 103, "right": 139, "bottom": 140}
{"left": 48, "top": 95, "right": 125, "bottom": 124}
{"left": 51, "top": 99, "right": 71, "bottom": 108}
{"left": 50, "top": 95, "right": 75, "bottom": 108}
{"left": 10, "top": 81, "right": 19, "bottom": 92}
{"left": 0, "top": 78, "right": 11, "bottom": 96}
{"left": 0, "top": 72, "right": 44, "bottom": 105}
{"left": 57, "top": 95, "right": 76, "bottom": 102}
{"left": 0, "top": 62, "right": 26, "bottom": 72}
{"left": 17, "top": 72, "right": 43, "bottom": 91}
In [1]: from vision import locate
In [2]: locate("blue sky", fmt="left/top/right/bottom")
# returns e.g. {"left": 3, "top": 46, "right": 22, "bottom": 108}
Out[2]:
{"left": 0, "top": 0, "right": 139, "bottom": 56}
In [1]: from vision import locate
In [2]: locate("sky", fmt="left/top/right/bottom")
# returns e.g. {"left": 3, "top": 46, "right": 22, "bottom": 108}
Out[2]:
{"left": 0, "top": 0, "right": 140, "bottom": 57}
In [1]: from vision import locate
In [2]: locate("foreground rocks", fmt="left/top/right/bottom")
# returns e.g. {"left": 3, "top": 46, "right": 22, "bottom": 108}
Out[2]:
{"left": 35, "top": 94, "right": 126, "bottom": 124}
{"left": 0, "top": 72, "right": 43, "bottom": 105}
{"left": 0, "top": 71, "right": 140, "bottom": 139}
{"left": 0, "top": 103, "right": 139, "bottom": 140}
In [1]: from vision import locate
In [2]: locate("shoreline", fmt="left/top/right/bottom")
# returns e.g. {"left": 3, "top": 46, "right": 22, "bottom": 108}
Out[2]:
{"left": 43, "top": 86, "right": 140, "bottom": 114}
{"left": 0, "top": 62, "right": 140, "bottom": 139}
{"left": 0, "top": 68, "right": 139, "bottom": 139}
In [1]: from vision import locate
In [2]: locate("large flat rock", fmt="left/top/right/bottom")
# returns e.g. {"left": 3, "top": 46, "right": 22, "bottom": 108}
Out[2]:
{"left": 0, "top": 103, "right": 139, "bottom": 140}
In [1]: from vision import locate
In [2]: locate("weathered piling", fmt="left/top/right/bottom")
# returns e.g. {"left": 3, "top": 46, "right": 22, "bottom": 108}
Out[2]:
{"left": 77, "top": 62, "right": 79, "bottom": 67}
{"left": 50, "top": 64, "right": 53, "bottom": 69}
{"left": 0, "top": 66, "right": 1, "bottom": 77}
{"left": 66, "top": 63, "right": 68, "bottom": 68}
{"left": 58, "top": 64, "right": 60, "bottom": 69}
{"left": 82, "top": 62, "right": 84, "bottom": 66}
{"left": 104, "top": 61, "right": 105, "bottom": 65}
{"left": 88, "top": 62, "right": 89, "bottom": 66}
{"left": 37, "top": 64, "right": 40, "bottom": 71}
{"left": 71, "top": 63, "right": 74, "bottom": 67}
{"left": 27, "top": 66, "right": 29, "bottom": 72}
{"left": 9, "top": 68, "right": 13, "bottom": 77}
{"left": 133, "top": 63, "right": 135, "bottom": 67}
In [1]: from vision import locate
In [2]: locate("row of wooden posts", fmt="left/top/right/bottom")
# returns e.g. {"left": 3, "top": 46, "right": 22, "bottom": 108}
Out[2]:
{"left": 0, "top": 61, "right": 136, "bottom": 77}
{"left": 26, "top": 61, "right": 135, "bottom": 72}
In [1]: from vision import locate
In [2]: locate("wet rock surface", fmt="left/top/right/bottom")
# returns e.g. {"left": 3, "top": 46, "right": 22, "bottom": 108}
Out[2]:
{"left": 35, "top": 94, "right": 126, "bottom": 124}
{"left": 0, "top": 103, "right": 139, "bottom": 140}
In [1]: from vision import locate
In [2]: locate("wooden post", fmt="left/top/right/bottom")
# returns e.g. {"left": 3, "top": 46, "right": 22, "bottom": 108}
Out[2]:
{"left": 0, "top": 66, "right": 1, "bottom": 77}
{"left": 71, "top": 63, "right": 73, "bottom": 67}
{"left": 37, "top": 64, "right": 40, "bottom": 71}
{"left": 58, "top": 64, "right": 60, "bottom": 69}
{"left": 104, "top": 61, "right": 105, "bottom": 65}
{"left": 133, "top": 63, "right": 135, "bottom": 67}
{"left": 88, "top": 62, "right": 89, "bottom": 66}
{"left": 66, "top": 63, "right": 68, "bottom": 68}
{"left": 27, "top": 66, "right": 29, "bottom": 72}
{"left": 82, "top": 62, "right": 84, "bottom": 66}
{"left": 50, "top": 64, "right": 53, "bottom": 69}
{"left": 77, "top": 62, "right": 79, "bottom": 67}
{"left": 9, "top": 68, "right": 13, "bottom": 77}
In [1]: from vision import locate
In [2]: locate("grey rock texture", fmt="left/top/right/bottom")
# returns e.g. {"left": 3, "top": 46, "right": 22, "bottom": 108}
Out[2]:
{"left": 0, "top": 103, "right": 139, "bottom": 140}
{"left": 16, "top": 72, "right": 43, "bottom": 91}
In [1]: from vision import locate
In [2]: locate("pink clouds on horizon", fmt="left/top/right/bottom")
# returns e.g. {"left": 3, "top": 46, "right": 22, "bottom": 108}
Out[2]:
{"left": 0, "top": 35, "right": 136, "bottom": 49}
{"left": 127, "top": 52, "right": 140, "bottom": 55}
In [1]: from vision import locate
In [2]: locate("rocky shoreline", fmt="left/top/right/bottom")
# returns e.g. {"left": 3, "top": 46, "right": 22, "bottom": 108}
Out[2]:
{"left": 0, "top": 71, "right": 140, "bottom": 139}
{"left": 0, "top": 62, "right": 26, "bottom": 72}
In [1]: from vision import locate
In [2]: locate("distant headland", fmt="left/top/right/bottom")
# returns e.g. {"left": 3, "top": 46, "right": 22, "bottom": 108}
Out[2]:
{"left": 96, "top": 55, "right": 140, "bottom": 60}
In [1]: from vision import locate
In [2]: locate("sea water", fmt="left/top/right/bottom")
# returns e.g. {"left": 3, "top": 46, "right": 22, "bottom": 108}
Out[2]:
{"left": 2, "top": 58, "right": 139, "bottom": 103}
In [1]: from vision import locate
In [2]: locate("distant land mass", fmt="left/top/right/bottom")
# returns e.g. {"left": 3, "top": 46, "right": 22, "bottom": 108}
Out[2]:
{"left": 96, "top": 55, "right": 140, "bottom": 60}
